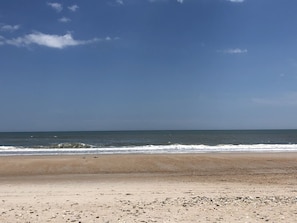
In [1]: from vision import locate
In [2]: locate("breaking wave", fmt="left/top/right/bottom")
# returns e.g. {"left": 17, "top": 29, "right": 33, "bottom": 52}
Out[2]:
{"left": 52, "top": 143, "right": 93, "bottom": 149}
{"left": 0, "top": 143, "right": 297, "bottom": 156}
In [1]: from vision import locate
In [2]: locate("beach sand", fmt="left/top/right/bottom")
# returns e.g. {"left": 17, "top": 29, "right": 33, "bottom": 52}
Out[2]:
{"left": 1, "top": 153, "right": 297, "bottom": 222}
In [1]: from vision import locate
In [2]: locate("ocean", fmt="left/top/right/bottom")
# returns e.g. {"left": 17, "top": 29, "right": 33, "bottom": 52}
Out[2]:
{"left": 0, "top": 130, "right": 297, "bottom": 156}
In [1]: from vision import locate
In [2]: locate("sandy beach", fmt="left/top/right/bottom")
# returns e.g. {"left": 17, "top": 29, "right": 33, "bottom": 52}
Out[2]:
{"left": 1, "top": 153, "right": 297, "bottom": 222}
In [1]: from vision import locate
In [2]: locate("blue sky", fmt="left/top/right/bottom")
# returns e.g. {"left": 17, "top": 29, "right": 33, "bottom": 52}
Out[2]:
{"left": 1, "top": 0, "right": 297, "bottom": 131}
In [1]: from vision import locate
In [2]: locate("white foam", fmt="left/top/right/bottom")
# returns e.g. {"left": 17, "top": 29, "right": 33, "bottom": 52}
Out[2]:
{"left": 1, "top": 144, "right": 297, "bottom": 155}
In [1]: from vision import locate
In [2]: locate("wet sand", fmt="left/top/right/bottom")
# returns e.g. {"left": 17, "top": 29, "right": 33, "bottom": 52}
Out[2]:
{"left": 1, "top": 153, "right": 297, "bottom": 222}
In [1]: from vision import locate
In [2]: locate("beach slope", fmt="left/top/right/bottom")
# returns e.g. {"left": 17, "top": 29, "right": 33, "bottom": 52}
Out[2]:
{"left": 1, "top": 153, "right": 297, "bottom": 222}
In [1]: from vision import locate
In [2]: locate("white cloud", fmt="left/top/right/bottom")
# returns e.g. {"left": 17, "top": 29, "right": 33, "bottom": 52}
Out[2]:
{"left": 148, "top": 0, "right": 183, "bottom": 3}
{"left": 4, "top": 32, "right": 100, "bottom": 49}
{"left": 116, "top": 0, "right": 124, "bottom": 5}
{"left": 58, "top": 17, "right": 71, "bottom": 23}
{"left": 221, "top": 48, "right": 248, "bottom": 54}
{"left": 47, "top": 2, "right": 63, "bottom": 12}
{"left": 227, "top": 0, "right": 245, "bottom": 3}
{"left": 1, "top": 32, "right": 118, "bottom": 49}
{"left": 0, "top": 24, "right": 20, "bottom": 32}
{"left": 68, "top": 4, "right": 79, "bottom": 12}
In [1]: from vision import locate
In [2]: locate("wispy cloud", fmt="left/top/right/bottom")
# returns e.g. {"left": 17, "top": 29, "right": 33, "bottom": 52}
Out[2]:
{"left": 226, "top": 0, "right": 245, "bottom": 3}
{"left": 252, "top": 92, "right": 297, "bottom": 107}
{"left": 1, "top": 32, "right": 101, "bottom": 49}
{"left": 47, "top": 2, "right": 63, "bottom": 12}
{"left": 58, "top": 17, "right": 71, "bottom": 23}
{"left": 116, "top": 0, "right": 124, "bottom": 5}
{"left": 220, "top": 48, "right": 248, "bottom": 54}
{"left": 148, "top": 0, "right": 184, "bottom": 3}
{"left": 0, "top": 24, "right": 20, "bottom": 32}
{"left": 105, "top": 36, "right": 120, "bottom": 41}
{"left": 108, "top": 0, "right": 125, "bottom": 6}
{"left": 68, "top": 4, "right": 79, "bottom": 12}
{"left": 0, "top": 36, "right": 5, "bottom": 45}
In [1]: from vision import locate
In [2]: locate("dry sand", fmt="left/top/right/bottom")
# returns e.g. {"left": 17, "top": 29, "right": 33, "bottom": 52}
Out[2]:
{"left": 1, "top": 153, "right": 297, "bottom": 222}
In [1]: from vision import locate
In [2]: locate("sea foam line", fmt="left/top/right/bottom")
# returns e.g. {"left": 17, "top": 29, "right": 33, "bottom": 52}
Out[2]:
{"left": 1, "top": 144, "right": 297, "bottom": 155}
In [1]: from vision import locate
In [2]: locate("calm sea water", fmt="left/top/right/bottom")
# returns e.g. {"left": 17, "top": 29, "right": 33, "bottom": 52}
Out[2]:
{"left": 0, "top": 130, "right": 297, "bottom": 155}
